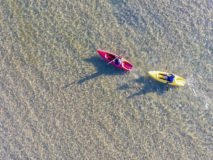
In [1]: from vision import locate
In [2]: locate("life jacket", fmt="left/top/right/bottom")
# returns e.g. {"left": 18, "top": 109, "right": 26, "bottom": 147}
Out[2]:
{"left": 168, "top": 76, "right": 174, "bottom": 83}
{"left": 167, "top": 74, "right": 175, "bottom": 83}
{"left": 115, "top": 59, "right": 121, "bottom": 65}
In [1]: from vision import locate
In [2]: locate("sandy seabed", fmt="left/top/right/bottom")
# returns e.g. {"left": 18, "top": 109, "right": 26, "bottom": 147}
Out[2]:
{"left": 0, "top": 0, "right": 213, "bottom": 159}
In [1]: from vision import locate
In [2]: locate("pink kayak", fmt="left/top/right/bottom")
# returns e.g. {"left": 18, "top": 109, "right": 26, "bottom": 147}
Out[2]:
{"left": 97, "top": 50, "right": 133, "bottom": 71}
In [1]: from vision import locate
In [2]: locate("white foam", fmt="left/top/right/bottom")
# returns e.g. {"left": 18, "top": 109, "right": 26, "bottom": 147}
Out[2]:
{"left": 186, "top": 75, "right": 211, "bottom": 110}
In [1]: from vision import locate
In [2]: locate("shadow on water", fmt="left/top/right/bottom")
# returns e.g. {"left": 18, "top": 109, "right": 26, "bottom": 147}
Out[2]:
{"left": 118, "top": 75, "right": 171, "bottom": 98}
{"left": 63, "top": 56, "right": 126, "bottom": 88}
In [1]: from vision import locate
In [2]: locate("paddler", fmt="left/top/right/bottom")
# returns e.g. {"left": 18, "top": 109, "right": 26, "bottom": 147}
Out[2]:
{"left": 165, "top": 73, "right": 175, "bottom": 83}
{"left": 114, "top": 58, "right": 123, "bottom": 65}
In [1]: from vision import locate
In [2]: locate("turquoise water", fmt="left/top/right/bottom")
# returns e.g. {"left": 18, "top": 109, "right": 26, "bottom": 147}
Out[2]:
{"left": 0, "top": 0, "right": 212, "bottom": 159}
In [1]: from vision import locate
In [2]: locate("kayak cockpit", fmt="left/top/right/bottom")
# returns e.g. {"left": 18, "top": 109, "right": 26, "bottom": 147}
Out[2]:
{"left": 105, "top": 53, "right": 116, "bottom": 61}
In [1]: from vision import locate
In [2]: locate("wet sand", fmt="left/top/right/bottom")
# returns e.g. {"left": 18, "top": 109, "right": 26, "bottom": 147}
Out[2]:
{"left": 0, "top": 0, "right": 213, "bottom": 159}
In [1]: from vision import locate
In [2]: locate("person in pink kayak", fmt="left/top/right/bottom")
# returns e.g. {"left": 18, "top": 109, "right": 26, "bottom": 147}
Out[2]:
{"left": 114, "top": 58, "right": 123, "bottom": 65}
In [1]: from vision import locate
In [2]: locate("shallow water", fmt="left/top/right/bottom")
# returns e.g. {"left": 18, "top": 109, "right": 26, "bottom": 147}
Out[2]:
{"left": 0, "top": 0, "right": 213, "bottom": 159}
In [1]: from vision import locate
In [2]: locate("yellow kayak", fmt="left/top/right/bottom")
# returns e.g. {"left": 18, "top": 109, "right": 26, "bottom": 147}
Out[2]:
{"left": 148, "top": 71, "right": 185, "bottom": 86}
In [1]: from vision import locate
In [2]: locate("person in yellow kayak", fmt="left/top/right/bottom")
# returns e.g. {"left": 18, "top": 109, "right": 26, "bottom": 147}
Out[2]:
{"left": 160, "top": 73, "right": 175, "bottom": 83}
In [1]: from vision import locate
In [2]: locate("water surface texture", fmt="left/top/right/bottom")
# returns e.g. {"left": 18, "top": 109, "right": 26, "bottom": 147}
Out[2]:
{"left": 0, "top": 0, "right": 213, "bottom": 159}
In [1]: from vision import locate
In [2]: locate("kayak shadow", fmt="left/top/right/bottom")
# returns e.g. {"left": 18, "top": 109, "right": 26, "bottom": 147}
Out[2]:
{"left": 118, "top": 76, "right": 170, "bottom": 99}
{"left": 77, "top": 56, "right": 126, "bottom": 84}
{"left": 63, "top": 56, "right": 126, "bottom": 88}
